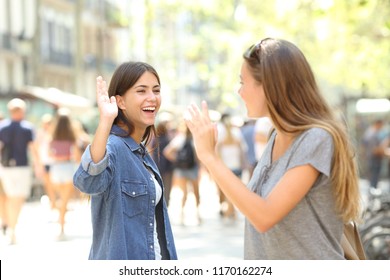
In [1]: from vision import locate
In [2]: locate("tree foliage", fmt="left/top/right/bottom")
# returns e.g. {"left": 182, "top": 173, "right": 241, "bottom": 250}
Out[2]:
{"left": 142, "top": 0, "right": 390, "bottom": 114}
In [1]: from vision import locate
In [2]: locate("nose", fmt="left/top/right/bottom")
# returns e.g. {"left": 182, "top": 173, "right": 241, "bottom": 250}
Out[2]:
{"left": 146, "top": 90, "right": 158, "bottom": 102}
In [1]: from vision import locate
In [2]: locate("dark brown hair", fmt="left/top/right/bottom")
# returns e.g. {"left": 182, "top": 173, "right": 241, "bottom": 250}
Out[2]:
{"left": 52, "top": 110, "right": 76, "bottom": 142}
{"left": 108, "top": 61, "right": 160, "bottom": 145}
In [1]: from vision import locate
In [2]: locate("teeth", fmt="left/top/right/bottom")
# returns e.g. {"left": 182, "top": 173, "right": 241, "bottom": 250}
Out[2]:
{"left": 143, "top": 107, "right": 155, "bottom": 111}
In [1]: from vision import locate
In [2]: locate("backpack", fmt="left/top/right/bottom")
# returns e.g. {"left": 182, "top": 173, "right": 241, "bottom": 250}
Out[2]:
{"left": 175, "top": 139, "right": 195, "bottom": 169}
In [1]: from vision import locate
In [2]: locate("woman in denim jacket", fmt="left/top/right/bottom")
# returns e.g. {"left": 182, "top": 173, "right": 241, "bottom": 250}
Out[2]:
{"left": 73, "top": 62, "right": 177, "bottom": 260}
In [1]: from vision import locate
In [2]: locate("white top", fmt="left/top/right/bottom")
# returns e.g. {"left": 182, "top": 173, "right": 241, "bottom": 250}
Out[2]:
{"left": 217, "top": 123, "right": 247, "bottom": 170}
{"left": 254, "top": 117, "right": 273, "bottom": 160}
{"left": 150, "top": 172, "right": 163, "bottom": 260}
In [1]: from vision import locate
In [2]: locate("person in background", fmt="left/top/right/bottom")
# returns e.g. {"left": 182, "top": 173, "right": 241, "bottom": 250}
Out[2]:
{"left": 185, "top": 38, "right": 361, "bottom": 259}
{"left": 0, "top": 178, "right": 7, "bottom": 235}
{"left": 151, "top": 120, "right": 175, "bottom": 206}
{"left": 381, "top": 129, "right": 390, "bottom": 191}
{"left": 0, "top": 112, "right": 7, "bottom": 235}
{"left": 240, "top": 119, "right": 257, "bottom": 178}
{"left": 35, "top": 113, "right": 56, "bottom": 209}
{"left": 0, "top": 98, "right": 43, "bottom": 244}
{"left": 216, "top": 113, "right": 246, "bottom": 219}
{"left": 71, "top": 119, "right": 91, "bottom": 200}
{"left": 73, "top": 62, "right": 177, "bottom": 260}
{"left": 73, "top": 120, "right": 91, "bottom": 156}
{"left": 49, "top": 108, "right": 81, "bottom": 238}
{"left": 164, "top": 123, "right": 201, "bottom": 224}
{"left": 254, "top": 117, "right": 273, "bottom": 162}
{"left": 362, "top": 119, "right": 385, "bottom": 191}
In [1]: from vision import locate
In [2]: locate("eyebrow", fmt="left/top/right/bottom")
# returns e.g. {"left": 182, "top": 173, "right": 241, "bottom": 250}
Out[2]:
{"left": 134, "top": 85, "right": 160, "bottom": 89}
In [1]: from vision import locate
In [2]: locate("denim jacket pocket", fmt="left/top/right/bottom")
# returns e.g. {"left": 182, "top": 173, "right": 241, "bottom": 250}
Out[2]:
{"left": 121, "top": 180, "right": 148, "bottom": 218}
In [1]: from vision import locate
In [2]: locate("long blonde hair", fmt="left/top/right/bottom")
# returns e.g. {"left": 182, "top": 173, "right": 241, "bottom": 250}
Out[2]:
{"left": 244, "top": 38, "right": 361, "bottom": 222}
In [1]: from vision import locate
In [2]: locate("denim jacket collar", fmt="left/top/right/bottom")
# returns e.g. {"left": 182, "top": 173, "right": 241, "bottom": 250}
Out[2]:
{"left": 110, "top": 125, "right": 147, "bottom": 157}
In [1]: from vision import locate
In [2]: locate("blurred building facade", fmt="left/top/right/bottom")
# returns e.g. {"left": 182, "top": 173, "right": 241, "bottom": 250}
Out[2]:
{"left": 0, "top": 0, "right": 130, "bottom": 107}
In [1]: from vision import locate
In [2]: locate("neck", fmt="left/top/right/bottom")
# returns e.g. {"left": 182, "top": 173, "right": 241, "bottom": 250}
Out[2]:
{"left": 131, "top": 129, "right": 145, "bottom": 144}
{"left": 272, "top": 130, "right": 296, "bottom": 163}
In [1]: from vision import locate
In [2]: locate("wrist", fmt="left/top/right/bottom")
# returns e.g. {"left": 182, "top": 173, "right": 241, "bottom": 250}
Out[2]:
{"left": 200, "top": 153, "right": 219, "bottom": 167}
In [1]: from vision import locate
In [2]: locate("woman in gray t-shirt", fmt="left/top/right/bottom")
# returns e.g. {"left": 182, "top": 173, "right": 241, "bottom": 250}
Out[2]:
{"left": 184, "top": 38, "right": 362, "bottom": 259}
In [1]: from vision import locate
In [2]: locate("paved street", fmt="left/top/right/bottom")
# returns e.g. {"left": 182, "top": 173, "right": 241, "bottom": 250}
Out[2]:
{"left": 0, "top": 175, "right": 387, "bottom": 263}
{"left": 0, "top": 175, "right": 245, "bottom": 261}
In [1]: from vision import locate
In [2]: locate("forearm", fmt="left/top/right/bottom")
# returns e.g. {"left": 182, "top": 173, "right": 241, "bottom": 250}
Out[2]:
{"left": 203, "top": 157, "right": 272, "bottom": 232}
{"left": 29, "top": 142, "right": 42, "bottom": 167}
{"left": 90, "top": 121, "right": 112, "bottom": 163}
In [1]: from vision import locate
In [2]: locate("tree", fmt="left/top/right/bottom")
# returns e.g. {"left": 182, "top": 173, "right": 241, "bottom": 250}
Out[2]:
{"left": 139, "top": 0, "right": 390, "bottom": 115}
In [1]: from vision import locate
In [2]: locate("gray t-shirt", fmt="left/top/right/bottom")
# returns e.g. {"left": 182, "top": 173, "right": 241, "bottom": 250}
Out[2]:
{"left": 244, "top": 127, "right": 345, "bottom": 259}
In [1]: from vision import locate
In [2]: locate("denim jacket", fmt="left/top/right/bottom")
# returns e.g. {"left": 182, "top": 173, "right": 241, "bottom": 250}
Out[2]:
{"left": 73, "top": 125, "right": 177, "bottom": 260}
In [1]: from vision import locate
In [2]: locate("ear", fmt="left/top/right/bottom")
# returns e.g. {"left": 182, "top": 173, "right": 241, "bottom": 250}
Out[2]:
{"left": 115, "top": 95, "right": 126, "bottom": 110}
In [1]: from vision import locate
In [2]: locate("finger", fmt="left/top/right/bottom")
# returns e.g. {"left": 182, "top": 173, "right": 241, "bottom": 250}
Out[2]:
{"left": 101, "top": 79, "right": 107, "bottom": 94}
{"left": 184, "top": 106, "right": 197, "bottom": 131}
{"left": 96, "top": 77, "right": 104, "bottom": 97}
{"left": 184, "top": 117, "right": 194, "bottom": 132}
{"left": 188, "top": 103, "right": 197, "bottom": 118}
{"left": 201, "top": 100, "right": 211, "bottom": 122}
{"left": 213, "top": 122, "right": 218, "bottom": 141}
{"left": 96, "top": 76, "right": 102, "bottom": 92}
{"left": 110, "top": 96, "right": 117, "bottom": 104}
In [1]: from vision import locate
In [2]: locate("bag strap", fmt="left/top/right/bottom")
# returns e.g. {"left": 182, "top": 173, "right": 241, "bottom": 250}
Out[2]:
{"left": 342, "top": 221, "right": 366, "bottom": 260}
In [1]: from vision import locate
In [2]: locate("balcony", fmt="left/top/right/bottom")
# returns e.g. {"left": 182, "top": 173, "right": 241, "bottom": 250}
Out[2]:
{"left": 42, "top": 50, "right": 74, "bottom": 67}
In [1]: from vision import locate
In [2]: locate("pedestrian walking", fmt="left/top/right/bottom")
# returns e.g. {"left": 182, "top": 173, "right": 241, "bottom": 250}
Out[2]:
{"left": 254, "top": 117, "right": 273, "bottom": 161}
{"left": 73, "top": 61, "right": 177, "bottom": 260}
{"left": 216, "top": 113, "right": 246, "bottom": 219}
{"left": 163, "top": 123, "right": 201, "bottom": 224}
{"left": 0, "top": 98, "right": 43, "bottom": 244}
{"left": 35, "top": 113, "right": 56, "bottom": 209}
{"left": 151, "top": 120, "right": 175, "bottom": 206}
{"left": 49, "top": 108, "right": 81, "bottom": 238}
{"left": 184, "top": 38, "right": 362, "bottom": 259}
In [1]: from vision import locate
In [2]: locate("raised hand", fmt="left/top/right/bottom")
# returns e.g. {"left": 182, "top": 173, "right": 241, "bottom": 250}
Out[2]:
{"left": 96, "top": 76, "right": 118, "bottom": 124}
{"left": 184, "top": 101, "right": 218, "bottom": 164}
{"left": 90, "top": 76, "right": 118, "bottom": 163}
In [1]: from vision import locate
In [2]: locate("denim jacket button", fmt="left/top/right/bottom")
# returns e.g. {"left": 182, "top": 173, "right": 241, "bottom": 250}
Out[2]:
{"left": 132, "top": 191, "right": 136, "bottom": 195}
{"left": 150, "top": 223, "right": 153, "bottom": 227}
{"left": 151, "top": 200, "right": 155, "bottom": 204}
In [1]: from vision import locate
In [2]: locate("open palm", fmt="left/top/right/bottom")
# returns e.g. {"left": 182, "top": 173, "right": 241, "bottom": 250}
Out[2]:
{"left": 96, "top": 76, "right": 118, "bottom": 122}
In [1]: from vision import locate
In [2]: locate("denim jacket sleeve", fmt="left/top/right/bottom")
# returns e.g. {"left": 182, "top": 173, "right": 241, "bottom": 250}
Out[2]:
{"left": 73, "top": 144, "right": 113, "bottom": 195}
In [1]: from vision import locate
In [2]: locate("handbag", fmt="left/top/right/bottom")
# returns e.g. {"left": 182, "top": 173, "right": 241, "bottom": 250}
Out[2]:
{"left": 341, "top": 221, "right": 366, "bottom": 260}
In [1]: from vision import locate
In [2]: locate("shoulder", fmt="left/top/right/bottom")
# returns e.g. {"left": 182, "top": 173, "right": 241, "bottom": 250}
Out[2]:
{"left": 303, "top": 127, "right": 332, "bottom": 139}
{"left": 296, "top": 127, "right": 334, "bottom": 150}
{"left": 20, "top": 120, "right": 35, "bottom": 131}
{"left": 107, "top": 134, "right": 128, "bottom": 151}
{"left": 0, "top": 119, "right": 11, "bottom": 130}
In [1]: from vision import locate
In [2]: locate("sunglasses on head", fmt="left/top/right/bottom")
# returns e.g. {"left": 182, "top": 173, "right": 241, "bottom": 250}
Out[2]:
{"left": 244, "top": 38, "right": 272, "bottom": 62}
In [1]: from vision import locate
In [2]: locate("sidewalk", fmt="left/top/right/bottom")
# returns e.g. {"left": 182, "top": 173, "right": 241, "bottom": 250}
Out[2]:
{"left": 1, "top": 177, "right": 386, "bottom": 262}
{"left": 0, "top": 176, "right": 245, "bottom": 261}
